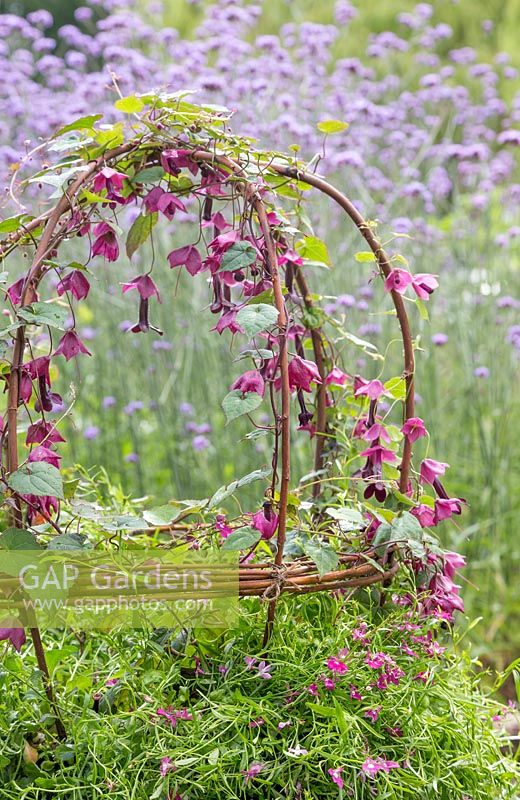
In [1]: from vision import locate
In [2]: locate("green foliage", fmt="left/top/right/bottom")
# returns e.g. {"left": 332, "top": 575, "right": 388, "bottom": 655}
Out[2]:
{"left": 8, "top": 463, "right": 64, "bottom": 500}
{"left": 222, "top": 389, "right": 264, "bottom": 423}
{"left": 0, "top": 597, "right": 516, "bottom": 798}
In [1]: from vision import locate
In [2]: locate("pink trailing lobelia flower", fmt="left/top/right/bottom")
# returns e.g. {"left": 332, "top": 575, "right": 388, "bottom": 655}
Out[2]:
{"left": 241, "top": 762, "right": 264, "bottom": 784}
{"left": 159, "top": 756, "right": 176, "bottom": 777}
{"left": 326, "top": 657, "right": 348, "bottom": 675}
{"left": 231, "top": 370, "right": 265, "bottom": 397}
{"left": 361, "top": 756, "right": 400, "bottom": 777}
{"left": 54, "top": 331, "right": 92, "bottom": 361}
{"left": 91, "top": 222, "right": 119, "bottom": 261}
{"left": 328, "top": 767, "right": 344, "bottom": 789}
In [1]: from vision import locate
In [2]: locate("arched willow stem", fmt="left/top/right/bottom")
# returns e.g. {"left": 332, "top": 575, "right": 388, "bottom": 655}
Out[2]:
{"left": 271, "top": 166, "right": 415, "bottom": 494}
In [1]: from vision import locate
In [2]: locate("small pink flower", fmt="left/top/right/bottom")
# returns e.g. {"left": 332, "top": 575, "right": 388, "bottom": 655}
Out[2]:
{"left": 411, "top": 273, "right": 439, "bottom": 300}
{"left": 364, "top": 706, "right": 381, "bottom": 723}
{"left": 92, "top": 167, "right": 127, "bottom": 195}
{"left": 249, "top": 717, "right": 265, "bottom": 728}
{"left": 420, "top": 458, "right": 449, "bottom": 485}
{"left": 384, "top": 268, "right": 413, "bottom": 294}
{"left": 359, "top": 444, "right": 398, "bottom": 465}
{"left": 156, "top": 192, "right": 187, "bottom": 220}
{"left": 434, "top": 498, "right": 463, "bottom": 521}
{"left": 214, "top": 309, "right": 244, "bottom": 335}
{"left": 159, "top": 756, "right": 176, "bottom": 777}
{"left": 350, "top": 685, "right": 363, "bottom": 701}
{"left": 251, "top": 507, "right": 278, "bottom": 540}
{"left": 0, "top": 624, "right": 26, "bottom": 652}
{"left": 122, "top": 274, "right": 161, "bottom": 301}
{"left": 361, "top": 756, "right": 400, "bottom": 777}
{"left": 168, "top": 244, "right": 203, "bottom": 276}
{"left": 57, "top": 270, "right": 90, "bottom": 301}
{"left": 307, "top": 683, "right": 319, "bottom": 696}
{"left": 401, "top": 417, "right": 427, "bottom": 443}
{"left": 256, "top": 660, "right": 272, "bottom": 680}
{"left": 287, "top": 356, "right": 322, "bottom": 392}
{"left": 354, "top": 376, "right": 386, "bottom": 401}
{"left": 244, "top": 656, "right": 257, "bottom": 669}
{"left": 351, "top": 622, "right": 369, "bottom": 644}
{"left": 365, "top": 652, "right": 387, "bottom": 669}
{"left": 91, "top": 222, "right": 119, "bottom": 261}
{"left": 54, "top": 331, "right": 92, "bottom": 361}
{"left": 325, "top": 366, "right": 349, "bottom": 386}
{"left": 278, "top": 720, "right": 292, "bottom": 729}
{"left": 328, "top": 766, "right": 344, "bottom": 789}
{"left": 215, "top": 515, "right": 232, "bottom": 539}
{"left": 231, "top": 370, "right": 265, "bottom": 397}
{"left": 323, "top": 677, "right": 336, "bottom": 690}
{"left": 363, "top": 423, "right": 391, "bottom": 443}
{"left": 327, "top": 657, "right": 348, "bottom": 675}
{"left": 241, "top": 762, "right": 264, "bottom": 784}
{"left": 7, "top": 276, "right": 26, "bottom": 306}
{"left": 410, "top": 504, "right": 436, "bottom": 528}
{"left": 28, "top": 445, "right": 61, "bottom": 470}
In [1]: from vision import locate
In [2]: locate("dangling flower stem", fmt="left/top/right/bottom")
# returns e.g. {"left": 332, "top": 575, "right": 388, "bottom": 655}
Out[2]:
{"left": 294, "top": 269, "right": 328, "bottom": 497}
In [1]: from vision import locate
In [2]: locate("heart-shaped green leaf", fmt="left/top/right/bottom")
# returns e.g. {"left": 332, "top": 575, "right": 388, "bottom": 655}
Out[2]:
{"left": 221, "top": 527, "right": 260, "bottom": 551}
{"left": 222, "top": 390, "right": 263, "bottom": 423}
{"left": 236, "top": 303, "right": 279, "bottom": 337}
{"left": 219, "top": 242, "right": 258, "bottom": 272}
{"left": 9, "top": 462, "right": 64, "bottom": 499}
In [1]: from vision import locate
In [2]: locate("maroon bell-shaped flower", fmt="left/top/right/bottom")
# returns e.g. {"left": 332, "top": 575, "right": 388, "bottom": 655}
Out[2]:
{"left": 168, "top": 245, "right": 203, "bottom": 276}
{"left": 122, "top": 274, "right": 161, "bottom": 302}
{"left": 287, "top": 356, "right": 322, "bottom": 392}
{"left": 231, "top": 370, "right": 265, "bottom": 397}
{"left": 420, "top": 458, "right": 449, "bottom": 485}
{"left": 156, "top": 192, "right": 187, "bottom": 220}
{"left": 6, "top": 276, "right": 26, "bottom": 306}
{"left": 143, "top": 186, "right": 165, "bottom": 213}
{"left": 54, "top": 331, "right": 92, "bottom": 361}
{"left": 92, "top": 167, "right": 127, "bottom": 196}
{"left": 160, "top": 148, "right": 199, "bottom": 176}
{"left": 29, "top": 445, "right": 61, "bottom": 470}
{"left": 26, "top": 420, "right": 65, "bottom": 446}
{"left": 0, "top": 624, "right": 26, "bottom": 652}
{"left": 56, "top": 270, "right": 90, "bottom": 301}
{"left": 401, "top": 417, "right": 427, "bottom": 443}
{"left": 91, "top": 222, "right": 119, "bottom": 262}
{"left": 251, "top": 505, "right": 279, "bottom": 540}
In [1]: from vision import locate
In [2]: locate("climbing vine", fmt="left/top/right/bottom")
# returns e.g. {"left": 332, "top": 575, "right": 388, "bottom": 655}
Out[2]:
{"left": 0, "top": 92, "right": 466, "bottom": 735}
